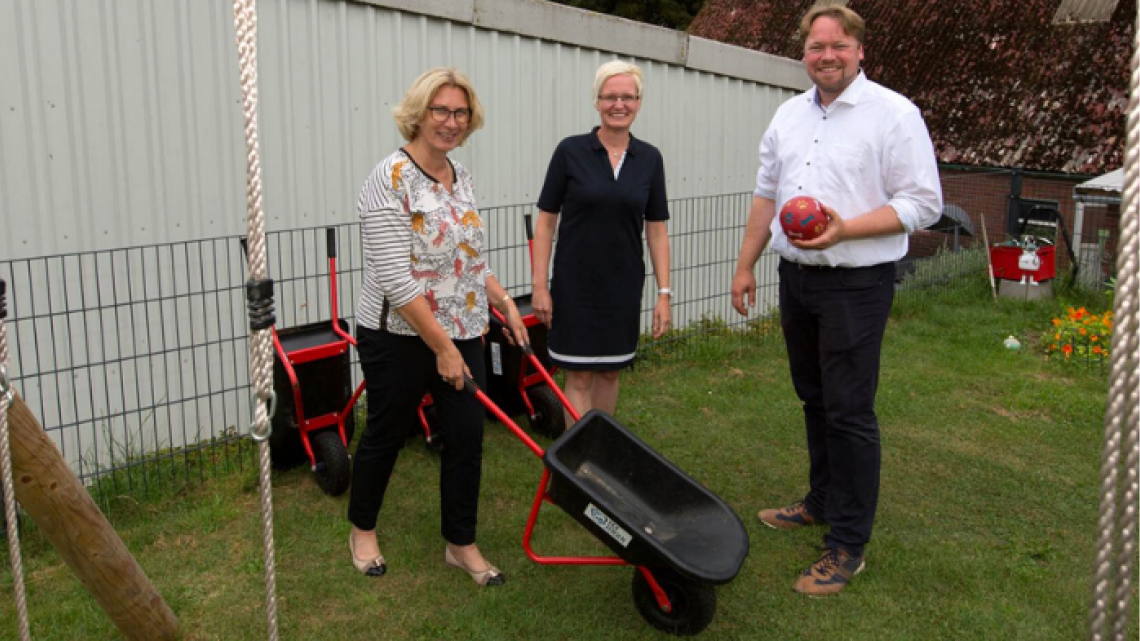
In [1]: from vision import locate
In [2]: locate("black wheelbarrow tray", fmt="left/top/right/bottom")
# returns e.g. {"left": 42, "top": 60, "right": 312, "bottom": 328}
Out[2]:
{"left": 544, "top": 411, "right": 749, "bottom": 586}
{"left": 467, "top": 340, "right": 749, "bottom": 636}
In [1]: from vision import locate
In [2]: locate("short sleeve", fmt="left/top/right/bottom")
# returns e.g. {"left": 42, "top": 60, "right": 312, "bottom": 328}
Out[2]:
{"left": 645, "top": 150, "right": 669, "bottom": 221}
{"left": 536, "top": 141, "right": 569, "bottom": 213}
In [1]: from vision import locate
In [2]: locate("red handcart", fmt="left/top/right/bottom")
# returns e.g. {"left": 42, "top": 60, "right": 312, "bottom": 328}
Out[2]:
{"left": 265, "top": 228, "right": 364, "bottom": 496}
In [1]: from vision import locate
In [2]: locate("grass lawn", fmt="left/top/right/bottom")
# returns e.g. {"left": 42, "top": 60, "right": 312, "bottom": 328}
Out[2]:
{"left": 0, "top": 275, "right": 1131, "bottom": 640}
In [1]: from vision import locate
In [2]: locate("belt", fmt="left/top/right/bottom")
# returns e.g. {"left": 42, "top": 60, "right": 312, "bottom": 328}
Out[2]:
{"left": 780, "top": 258, "right": 885, "bottom": 272}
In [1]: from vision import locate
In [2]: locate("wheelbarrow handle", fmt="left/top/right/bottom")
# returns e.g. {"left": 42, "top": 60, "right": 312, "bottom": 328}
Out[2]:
{"left": 326, "top": 227, "right": 337, "bottom": 259}
{"left": 489, "top": 306, "right": 581, "bottom": 423}
{"left": 524, "top": 214, "right": 534, "bottom": 241}
{"left": 462, "top": 375, "right": 545, "bottom": 459}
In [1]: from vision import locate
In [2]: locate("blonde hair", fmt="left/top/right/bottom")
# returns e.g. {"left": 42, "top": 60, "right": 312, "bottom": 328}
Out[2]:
{"left": 392, "top": 68, "right": 485, "bottom": 144}
{"left": 592, "top": 60, "right": 644, "bottom": 103}
{"left": 798, "top": 4, "right": 866, "bottom": 44}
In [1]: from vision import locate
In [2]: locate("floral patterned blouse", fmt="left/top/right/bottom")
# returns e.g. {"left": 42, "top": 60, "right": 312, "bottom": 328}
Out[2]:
{"left": 356, "top": 149, "right": 491, "bottom": 340}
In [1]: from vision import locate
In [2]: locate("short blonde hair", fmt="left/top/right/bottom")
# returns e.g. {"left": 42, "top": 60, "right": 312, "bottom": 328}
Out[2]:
{"left": 592, "top": 60, "right": 644, "bottom": 103}
{"left": 392, "top": 68, "right": 485, "bottom": 144}
{"left": 798, "top": 4, "right": 865, "bottom": 44}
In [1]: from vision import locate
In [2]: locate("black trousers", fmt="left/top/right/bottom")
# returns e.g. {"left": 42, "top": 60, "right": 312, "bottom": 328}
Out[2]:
{"left": 347, "top": 326, "right": 487, "bottom": 546}
{"left": 778, "top": 259, "right": 895, "bottom": 557}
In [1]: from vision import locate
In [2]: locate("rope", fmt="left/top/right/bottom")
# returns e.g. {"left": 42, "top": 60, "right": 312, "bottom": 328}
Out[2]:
{"left": 0, "top": 282, "right": 30, "bottom": 641}
{"left": 1089, "top": 9, "right": 1140, "bottom": 641}
{"left": 233, "top": 0, "right": 279, "bottom": 639}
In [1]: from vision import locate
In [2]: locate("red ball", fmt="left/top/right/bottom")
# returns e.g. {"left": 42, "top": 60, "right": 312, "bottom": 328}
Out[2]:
{"left": 779, "top": 196, "right": 828, "bottom": 241}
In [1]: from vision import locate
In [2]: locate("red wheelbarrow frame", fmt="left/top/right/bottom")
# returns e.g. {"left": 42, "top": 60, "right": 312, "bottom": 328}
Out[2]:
{"left": 479, "top": 307, "right": 676, "bottom": 615}
{"left": 270, "top": 228, "right": 365, "bottom": 470}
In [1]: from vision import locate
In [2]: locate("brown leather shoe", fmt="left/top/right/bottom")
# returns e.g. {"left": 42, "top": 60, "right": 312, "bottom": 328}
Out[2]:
{"left": 793, "top": 547, "right": 865, "bottom": 597}
{"left": 758, "top": 501, "right": 822, "bottom": 530}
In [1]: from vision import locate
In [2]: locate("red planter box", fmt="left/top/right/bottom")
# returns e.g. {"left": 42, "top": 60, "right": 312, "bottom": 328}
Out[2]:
{"left": 990, "top": 245, "right": 1056, "bottom": 282}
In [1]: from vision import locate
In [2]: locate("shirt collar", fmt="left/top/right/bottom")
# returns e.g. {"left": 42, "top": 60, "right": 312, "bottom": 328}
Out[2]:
{"left": 807, "top": 69, "right": 868, "bottom": 109}
{"left": 590, "top": 126, "right": 640, "bottom": 156}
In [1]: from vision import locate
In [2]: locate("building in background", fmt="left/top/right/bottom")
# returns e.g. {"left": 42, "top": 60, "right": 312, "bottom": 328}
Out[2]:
{"left": 690, "top": 0, "right": 1132, "bottom": 281}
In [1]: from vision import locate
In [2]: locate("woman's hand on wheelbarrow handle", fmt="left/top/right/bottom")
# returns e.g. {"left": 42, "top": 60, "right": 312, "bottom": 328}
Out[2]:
{"left": 462, "top": 374, "right": 481, "bottom": 395}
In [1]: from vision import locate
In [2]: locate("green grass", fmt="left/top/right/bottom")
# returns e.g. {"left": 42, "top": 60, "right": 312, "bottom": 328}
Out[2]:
{"left": 0, "top": 274, "right": 1132, "bottom": 640}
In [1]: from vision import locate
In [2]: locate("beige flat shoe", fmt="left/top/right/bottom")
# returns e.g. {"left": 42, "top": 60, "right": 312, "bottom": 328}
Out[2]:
{"left": 349, "top": 533, "right": 387, "bottom": 577}
{"left": 445, "top": 545, "right": 505, "bottom": 587}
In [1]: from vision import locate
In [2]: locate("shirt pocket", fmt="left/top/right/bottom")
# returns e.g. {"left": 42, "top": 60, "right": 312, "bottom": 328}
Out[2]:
{"left": 822, "top": 143, "right": 875, "bottom": 194}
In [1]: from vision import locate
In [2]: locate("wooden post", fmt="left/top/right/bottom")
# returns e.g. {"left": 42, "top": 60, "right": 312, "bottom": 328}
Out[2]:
{"left": 6, "top": 392, "right": 180, "bottom": 640}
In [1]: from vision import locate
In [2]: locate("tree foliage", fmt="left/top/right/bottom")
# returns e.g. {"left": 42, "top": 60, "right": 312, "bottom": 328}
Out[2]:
{"left": 549, "top": 0, "right": 706, "bottom": 31}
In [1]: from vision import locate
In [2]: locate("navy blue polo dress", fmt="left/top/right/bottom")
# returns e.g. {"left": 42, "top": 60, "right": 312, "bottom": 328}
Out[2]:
{"left": 536, "top": 127, "right": 669, "bottom": 371}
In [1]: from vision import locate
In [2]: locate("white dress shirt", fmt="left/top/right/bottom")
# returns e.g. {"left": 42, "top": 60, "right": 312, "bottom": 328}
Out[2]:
{"left": 755, "top": 71, "right": 943, "bottom": 267}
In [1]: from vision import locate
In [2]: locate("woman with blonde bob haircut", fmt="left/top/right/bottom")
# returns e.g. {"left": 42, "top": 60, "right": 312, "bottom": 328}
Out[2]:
{"left": 392, "top": 67, "right": 485, "bottom": 144}
{"left": 348, "top": 67, "right": 527, "bottom": 588}
{"left": 531, "top": 60, "right": 672, "bottom": 429}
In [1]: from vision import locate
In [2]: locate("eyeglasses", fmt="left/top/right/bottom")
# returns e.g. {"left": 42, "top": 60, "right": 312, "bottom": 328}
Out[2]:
{"left": 427, "top": 106, "right": 471, "bottom": 124}
{"left": 597, "top": 94, "right": 640, "bottom": 106}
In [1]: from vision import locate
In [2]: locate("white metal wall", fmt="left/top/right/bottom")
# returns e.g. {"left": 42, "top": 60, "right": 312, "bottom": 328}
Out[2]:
{"left": 0, "top": 0, "right": 805, "bottom": 261}
{"left": 0, "top": 0, "right": 806, "bottom": 473}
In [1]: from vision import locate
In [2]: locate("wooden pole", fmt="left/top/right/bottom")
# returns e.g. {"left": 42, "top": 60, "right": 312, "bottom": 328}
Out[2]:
{"left": 980, "top": 215, "right": 999, "bottom": 301}
{"left": 6, "top": 392, "right": 180, "bottom": 640}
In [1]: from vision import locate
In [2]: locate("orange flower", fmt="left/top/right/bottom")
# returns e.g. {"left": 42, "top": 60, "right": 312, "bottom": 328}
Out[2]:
{"left": 1079, "top": 327, "right": 1088, "bottom": 335}
{"left": 1052, "top": 318, "right": 1062, "bottom": 326}
{"left": 1091, "top": 335, "right": 1099, "bottom": 342}
{"left": 1062, "top": 344, "right": 1073, "bottom": 356}
{"left": 1093, "top": 346, "right": 1103, "bottom": 355}
{"left": 1054, "top": 333, "right": 1061, "bottom": 340}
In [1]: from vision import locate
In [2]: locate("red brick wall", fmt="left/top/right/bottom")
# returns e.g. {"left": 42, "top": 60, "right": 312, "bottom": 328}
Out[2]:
{"left": 907, "top": 169, "right": 1109, "bottom": 278}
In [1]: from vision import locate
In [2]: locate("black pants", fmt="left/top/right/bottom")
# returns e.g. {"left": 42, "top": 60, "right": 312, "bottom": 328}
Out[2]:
{"left": 778, "top": 259, "right": 895, "bottom": 557}
{"left": 347, "top": 326, "right": 487, "bottom": 546}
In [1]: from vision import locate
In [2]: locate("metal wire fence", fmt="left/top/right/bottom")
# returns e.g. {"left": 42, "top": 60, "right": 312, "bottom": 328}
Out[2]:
{"left": 0, "top": 192, "right": 980, "bottom": 507}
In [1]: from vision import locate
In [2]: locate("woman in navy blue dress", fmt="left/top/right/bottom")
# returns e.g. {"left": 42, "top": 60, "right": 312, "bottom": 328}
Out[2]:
{"left": 531, "top": 61, "right": 672, "bottom": 427}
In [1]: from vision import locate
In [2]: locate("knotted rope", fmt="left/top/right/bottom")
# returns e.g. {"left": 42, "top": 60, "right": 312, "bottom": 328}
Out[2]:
{"left": 0, "top": 280, "right": 30, "bottom": 641}
{"left": 1088, "top": 9, "right": 1139, "bottom": 641}
{"left": 233, "top": 0, "right": 279, "bottom": 638}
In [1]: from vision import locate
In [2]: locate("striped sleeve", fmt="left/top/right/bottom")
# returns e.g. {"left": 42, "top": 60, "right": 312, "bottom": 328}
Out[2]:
{"left": 359, "top": 160, "right": 421, "bottom": 311}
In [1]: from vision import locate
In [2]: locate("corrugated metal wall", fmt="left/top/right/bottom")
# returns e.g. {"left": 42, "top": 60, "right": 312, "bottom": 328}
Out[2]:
{"left": 1, "top": 0, "right": 803, "bottom": 261}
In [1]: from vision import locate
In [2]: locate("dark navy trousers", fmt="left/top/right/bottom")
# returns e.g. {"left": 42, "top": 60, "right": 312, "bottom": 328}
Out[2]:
{"left": 347, "top": 326, "right": 487, "bottom": 546}
{"left": 778, "top": 258, "right": 896, "bottom": 557}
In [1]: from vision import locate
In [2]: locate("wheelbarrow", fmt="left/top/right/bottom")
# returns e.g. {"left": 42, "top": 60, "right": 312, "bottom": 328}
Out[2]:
{"left": 468, "top": 312, "right": 749, "bottom": 635}
{"left": 256, "top": 228, "right": 364, "bottom": 496}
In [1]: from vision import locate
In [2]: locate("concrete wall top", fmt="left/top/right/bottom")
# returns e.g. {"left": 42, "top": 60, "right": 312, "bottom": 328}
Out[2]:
{"left": 357, "top": 0, "right": 812, "bottom": 91}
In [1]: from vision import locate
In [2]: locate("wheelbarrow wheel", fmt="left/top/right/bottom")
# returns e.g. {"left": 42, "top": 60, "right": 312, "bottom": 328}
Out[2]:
{"left": 631, "top": 567, "right": 716, "bottom": 636}
{"left": 311, "top": 429, "right": 352, "bottom": 496}
{"left": 527, "top": 385, "right": 566, "bottom": 438}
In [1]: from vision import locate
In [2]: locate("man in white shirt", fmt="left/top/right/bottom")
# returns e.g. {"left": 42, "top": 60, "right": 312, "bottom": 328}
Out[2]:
{"left": 731, "top": 4, "right": 942, "bottom": 596}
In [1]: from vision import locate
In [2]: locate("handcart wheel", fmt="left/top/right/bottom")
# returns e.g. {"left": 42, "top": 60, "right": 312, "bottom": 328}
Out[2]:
{"left": 527, "top": 385, "right": 566, "bottom": 438}
{"left": 631, "top": 567, "right": 717, "bottom": 637}
{"left": 268, "top": 404, "right": 308, "bottom": 470}
{"left": 311, "top": 429, "right": 352, "bottom": 496}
